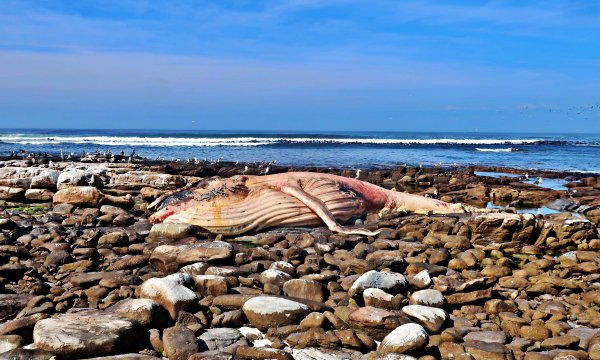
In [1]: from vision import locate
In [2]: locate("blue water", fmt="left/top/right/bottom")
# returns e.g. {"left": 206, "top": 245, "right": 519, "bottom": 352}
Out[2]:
{"left": 1, "top": 129, "right": 599, "bottom": 173}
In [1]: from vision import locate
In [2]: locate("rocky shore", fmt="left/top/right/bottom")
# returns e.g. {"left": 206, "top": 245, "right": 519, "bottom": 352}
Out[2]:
{"left": 0, "top": 157, "right": 599, "bottom": 360}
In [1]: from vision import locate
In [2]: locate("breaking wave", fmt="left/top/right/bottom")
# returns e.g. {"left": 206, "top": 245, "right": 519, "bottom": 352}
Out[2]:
{"left": 0, "top": 134, "right": 546, "bottom": 147}
{"left": 475, "top": 147, "right": 520, "bottom": 152}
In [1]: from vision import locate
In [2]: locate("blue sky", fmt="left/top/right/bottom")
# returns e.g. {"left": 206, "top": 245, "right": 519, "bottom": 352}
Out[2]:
{"left": 0, "top": 0, "right": 599, "bottom": 132}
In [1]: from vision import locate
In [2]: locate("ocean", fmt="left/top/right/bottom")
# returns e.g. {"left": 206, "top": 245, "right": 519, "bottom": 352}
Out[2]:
{"left": 1, "top": 129, "right": 599, "bottom": 173}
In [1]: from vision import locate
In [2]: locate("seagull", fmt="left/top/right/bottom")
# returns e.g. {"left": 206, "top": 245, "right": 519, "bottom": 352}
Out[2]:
{"left": 534, "top": 177, "right": 543, "bottom": 185}
{"left": 264, "top": 166, "right": 270, "bottom": 175}
{"left": 355, "top": 169, "right": 361, "bottom": 179}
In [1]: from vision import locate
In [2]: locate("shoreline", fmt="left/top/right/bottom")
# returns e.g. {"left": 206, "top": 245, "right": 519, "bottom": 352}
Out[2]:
{"left": 1, "top": 159, "right": 599, "bottom": 359}
{"left": 1, "top": 154, "right": 599, "bottom": 178}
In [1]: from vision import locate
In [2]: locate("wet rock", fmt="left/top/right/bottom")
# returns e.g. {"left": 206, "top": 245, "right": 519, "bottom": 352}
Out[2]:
{"left": 242, "top": 296, "right": 311, "bottom": 331}
{"left": 162, "top": 325, "right": 199, "bottom": 360}
{"left": 33, "top": 308, "right": 140, "bottom": 357}
{"left": 139, "top": 273, "right": 197, "bottom": 319}
{"left": 378, "top": 323, "right": 429, "bottom": 354}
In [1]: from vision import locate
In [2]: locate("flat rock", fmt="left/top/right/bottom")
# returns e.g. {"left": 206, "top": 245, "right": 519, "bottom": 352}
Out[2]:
{"left": 33, "top": 308, "right": 139, "bottom": 357}
{"left": 242, "top": 296, "right": 311, "bottom": 331}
